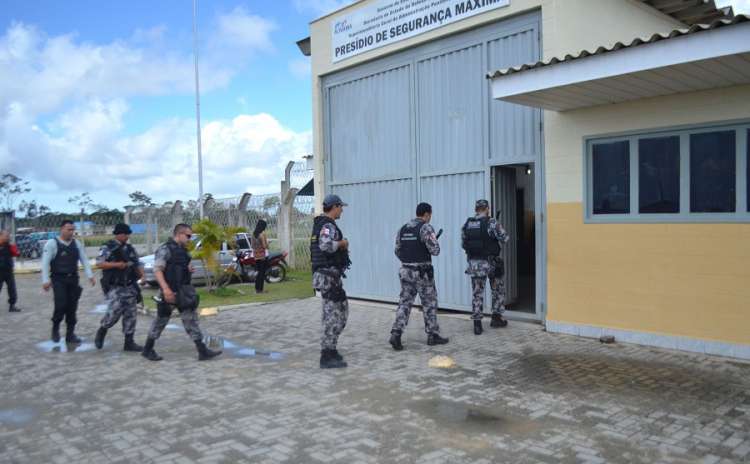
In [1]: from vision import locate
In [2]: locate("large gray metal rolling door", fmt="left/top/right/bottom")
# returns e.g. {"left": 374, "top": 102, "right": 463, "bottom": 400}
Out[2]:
{"left": 323, "top": 12, "right": 541, "bottom": 312}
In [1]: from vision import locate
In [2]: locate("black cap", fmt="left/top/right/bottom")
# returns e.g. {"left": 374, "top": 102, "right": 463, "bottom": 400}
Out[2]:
{"left": 475, "top": 199, "right": 490, "bottom": 209}
{"left": 113, "top": 223, "right": 132, "bottom": 235}
{"left": 323, "top": 194, "right": 348, "bottom": 208}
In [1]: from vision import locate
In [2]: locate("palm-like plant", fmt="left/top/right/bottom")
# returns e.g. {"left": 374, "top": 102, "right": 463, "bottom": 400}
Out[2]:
{"left": 190, "top": 219, "right": 246, "bottom": 291}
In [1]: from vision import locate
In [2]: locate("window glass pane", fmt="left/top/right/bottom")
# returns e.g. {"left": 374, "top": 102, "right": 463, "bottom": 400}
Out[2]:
{"left": 639, "top": 136, "right": 680, "bottom": 213}
{"left": 592, "top": 141, "right": 630, "bottom": 214}
{"left": 690, "top": 131, "right": 736, "bottom": 213}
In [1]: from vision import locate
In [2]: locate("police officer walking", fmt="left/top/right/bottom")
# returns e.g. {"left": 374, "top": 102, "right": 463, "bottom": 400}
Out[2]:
{"left": 389, "top": 203, "right": 449, "bottom": 351}
{"left": 310, "top": 194, "right": 351, "bottom": 369}
{"left": 0, "top": 230, "right": 20, "bottom": 312}
{"left": 94, "top": 224, "right": 144, "bottom": 352}
{"left": 461, "top": 200, "right": 510, "bottom": 335}
{"left": 141, "top": 223, "right": 221, "bottom": 362}
{"left": 41, "top": 220, "right": 95, "bottom": 343}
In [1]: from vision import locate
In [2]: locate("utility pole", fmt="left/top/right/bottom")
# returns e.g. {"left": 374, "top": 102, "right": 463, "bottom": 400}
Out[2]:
{"left": 193, "top": 0, "right": 205, "bottom": 219}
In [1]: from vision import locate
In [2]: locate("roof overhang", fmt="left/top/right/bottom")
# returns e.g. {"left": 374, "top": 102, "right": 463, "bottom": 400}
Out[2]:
{"left": 489, "top": 18, "right": 750, "bottom": 112}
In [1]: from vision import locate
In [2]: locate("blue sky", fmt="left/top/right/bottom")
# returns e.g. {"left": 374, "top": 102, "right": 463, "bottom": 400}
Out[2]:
{"left": 0, "top": 0, "right": 350, "bottom": 213}
{"left": 1, "top": 0, "right": 748, "bottom": 214}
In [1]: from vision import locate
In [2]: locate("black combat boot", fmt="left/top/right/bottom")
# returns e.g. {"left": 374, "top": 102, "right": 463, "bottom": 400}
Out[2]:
{"left": 65, "top": 325, "right": 82, "bottom": 344}
{"left": 490, "top": 314, "right": 508, "bottom": 328}
{"left": 9, "top": 304, "right": 20, "bottom": 312}
{"left": 123, "top": 334, "right": 143, "bottom": 352}
{"left": 141, "top": 337, "right": 163, "bottom": 361}
{"left": 195, "top": 340, "right": 222, "bottom": 361}
{"left": 389, "top": 331, "right": 404, "bottom": 351}
{"left": 94, "top": 327, "right": 107, "bottom": 349}
{"left": 473, "top": 320, "right": 483, "bottom": 335}
{"left": 331, "top": 349, "right": 344, "bottom": 361}
{"left": 51, "top": 322, "right": 61, "bottom": 343}
{"left": 427, "top": 333, "right": 449, "bottom": 345}
{"left": 319, "top": 349, "right": 347, "bottom": 369}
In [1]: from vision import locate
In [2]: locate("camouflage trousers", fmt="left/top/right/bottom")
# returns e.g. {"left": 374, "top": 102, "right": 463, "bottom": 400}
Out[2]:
{"left": 313, "top": 270, "right": 348, "bottom": 350}
{"left": 392, "top": 266, "right": 440, "bottom": 335}
{"left": 467, "top": 259, "right": 506, "bottom": 320}
{"left": 100, "top": 286, "right": 139, "bottom": 335}
{"left": 148, "top": 302, "right": 203, "bottom": 342}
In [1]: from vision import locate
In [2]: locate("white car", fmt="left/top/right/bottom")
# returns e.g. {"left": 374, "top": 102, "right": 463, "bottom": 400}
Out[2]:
{"left": 139, "top": 236, "right": 236, "bottom": 287}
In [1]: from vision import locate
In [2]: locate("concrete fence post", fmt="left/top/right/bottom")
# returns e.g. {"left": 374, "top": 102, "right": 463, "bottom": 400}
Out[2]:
{"left": 238, "top": 193, "right": 252, "bottom": 230}
{"left": 280, "top": 162, "right": 299, "bottom": 268}
{"left": 124, "top": 206, "right": 134, "bottom": 225}
{"left": 170, "top": 201, "right": 184, "bottom": 230}
{"left": 146, "top": 207, "right": 155, "bottom": 254}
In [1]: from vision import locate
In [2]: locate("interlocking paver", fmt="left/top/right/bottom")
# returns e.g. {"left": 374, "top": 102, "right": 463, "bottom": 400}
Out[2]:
{"left": 1, "top": 274, "right": 750, "bottom": 463}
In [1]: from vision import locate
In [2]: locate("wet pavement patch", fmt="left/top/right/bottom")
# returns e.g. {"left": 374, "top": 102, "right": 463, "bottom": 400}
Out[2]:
{"left": 203, "top": 335, "right": 283, "bottom": 361}
{"left": 514, "top": 352, "right": 740, "bottom": 402}
{"left": 0, "top": 408, "right": 36, "bottom": 426}
{"left": 408, "top": 398, "right": 540, "bottom": 435}
{"left": 89, "top": 304, "right": 108, "bottom": 314}
{"left": 35, "top": 340, "right": 98, "bottom": 353}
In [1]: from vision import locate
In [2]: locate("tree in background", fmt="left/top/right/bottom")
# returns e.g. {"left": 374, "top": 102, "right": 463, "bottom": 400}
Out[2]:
{"left": 68, "top": 192, "right": 106, "bottom": 214}
{"left": 0, "top": 174, "right": 31, "bottom": 212}
{"left": 128, "top": 191, "right": 154, "bottom": 208}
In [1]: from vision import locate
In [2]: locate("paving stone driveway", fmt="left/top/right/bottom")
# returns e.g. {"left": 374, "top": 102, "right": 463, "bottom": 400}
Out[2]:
{"left": 1, "top": 274, "right": 749, "bottom": 464}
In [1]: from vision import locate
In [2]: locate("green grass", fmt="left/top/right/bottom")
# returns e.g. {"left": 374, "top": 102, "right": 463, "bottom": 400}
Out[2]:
{"left": 141, "top": 270, "right": 314, "bottom": 310}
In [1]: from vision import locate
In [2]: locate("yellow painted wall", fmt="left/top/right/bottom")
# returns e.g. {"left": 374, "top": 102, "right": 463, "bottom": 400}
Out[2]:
{"left": 546, "top": 85, "right": 750, "bottom": 345}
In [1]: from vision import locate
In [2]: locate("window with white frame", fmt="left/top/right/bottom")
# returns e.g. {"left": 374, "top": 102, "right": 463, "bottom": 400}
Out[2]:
{"left": 585, "top": 122, "right": 749, "bottom": 222}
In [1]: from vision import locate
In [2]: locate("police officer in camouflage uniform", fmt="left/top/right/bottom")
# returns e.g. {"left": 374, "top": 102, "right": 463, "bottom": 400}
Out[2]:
{"left": 389, "top": 202, "right": 449, "bottom": 351}
{"left": 141, "top": 223, "right": 221, "bottom": 362}
{"left": 94, "top": 224, "right": 144, "bottom": 352}
{"left": 310, "top": 194, "right": 351, "bottom": 369}
{"left": 462, "top": 199, "right": 510, "bottom": 335}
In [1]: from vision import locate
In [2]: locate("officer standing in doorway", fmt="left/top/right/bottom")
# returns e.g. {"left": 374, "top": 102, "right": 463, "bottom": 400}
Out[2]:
{"left": 0, "top": 231, "right": 20, "bottom": 312}
{"left": 94, "top": 223, "right": 144, "bottom": 352}
{"left": 141, "top": 223, "right": 221, "bottom": 362}
{"left": 41, "top": 220, "right": 95, "bottom": 343}
{"left": 389, "top": 202, "right": 448, "bottom": 351}
{"left": 462, "top": 200, "right": 510, "bottom": 335}
{"left": 310, "top": 194, "right": 351, "bottom": 369}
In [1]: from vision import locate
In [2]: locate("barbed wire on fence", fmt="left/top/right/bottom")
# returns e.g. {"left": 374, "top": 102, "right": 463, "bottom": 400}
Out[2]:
{"left": 6, "top": 159, "right": 316, "bottom": 271}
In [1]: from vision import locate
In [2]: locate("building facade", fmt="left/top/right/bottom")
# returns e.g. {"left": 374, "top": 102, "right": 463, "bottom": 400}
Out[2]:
{"left": 304, "top": 0, "right": 750, "bottom": 358}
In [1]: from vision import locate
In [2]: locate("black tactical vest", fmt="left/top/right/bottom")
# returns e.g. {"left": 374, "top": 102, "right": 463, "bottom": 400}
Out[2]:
{"left": 51, "top": 239, "right": 80, "bottom": 275}
{"left": 0, "top": 245, "right": 12, "bottom": 271}
{"left": 101, "top": 240, "right": 137, "bottom": 287}
{"left": 462, "top": 216, "right": 500, "bottom": 259}
{"left": 164, "top": 239, "right": 191, "bottom": 292}
{"left": 310, "top": 216, "right": 350, "bottom": 272}
{"left": 397, "top": 221, "right": 431, "bottom": 264}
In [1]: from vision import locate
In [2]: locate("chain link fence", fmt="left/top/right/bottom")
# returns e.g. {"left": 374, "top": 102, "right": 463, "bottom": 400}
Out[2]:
{"left": 6, "top": 160, "right": 315, "bottom": 272}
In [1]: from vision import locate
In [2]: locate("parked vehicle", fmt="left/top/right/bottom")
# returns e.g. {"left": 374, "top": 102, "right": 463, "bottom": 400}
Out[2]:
{"left": 139, "top": 235, "right": 236, "bottom": 287}
{"left": 15, "top": 231, "right": 57, "bottom": 259}
{"left": 233, "top": 248, "right": 288, "bottom": 284}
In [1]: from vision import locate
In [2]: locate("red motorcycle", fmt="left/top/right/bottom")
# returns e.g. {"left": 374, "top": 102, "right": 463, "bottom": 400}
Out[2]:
{"left": 234, "top": 249, "right": 288, "bottom": 284}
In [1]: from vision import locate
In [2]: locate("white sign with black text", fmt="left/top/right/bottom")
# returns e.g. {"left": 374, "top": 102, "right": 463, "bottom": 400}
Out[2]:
{"left": 331, "top": 0, "right": 511, "bottom": 63}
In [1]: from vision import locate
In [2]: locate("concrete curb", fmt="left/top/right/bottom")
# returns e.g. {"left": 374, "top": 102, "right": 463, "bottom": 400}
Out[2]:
{"left": 138, "top": 299, "right": 305, "bottom": 317}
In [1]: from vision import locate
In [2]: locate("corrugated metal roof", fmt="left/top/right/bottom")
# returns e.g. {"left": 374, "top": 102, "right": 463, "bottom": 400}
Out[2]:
{"left": 641, "top": 0, "right": 733, "bottom": 25}
{"left": 488, "top": 14, "right": 749, "bottom": 79}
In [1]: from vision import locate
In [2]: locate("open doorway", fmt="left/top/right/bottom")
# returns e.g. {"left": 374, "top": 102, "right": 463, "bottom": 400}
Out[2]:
{"left": 492, "top": 164, "right": 536, "bottom": 314}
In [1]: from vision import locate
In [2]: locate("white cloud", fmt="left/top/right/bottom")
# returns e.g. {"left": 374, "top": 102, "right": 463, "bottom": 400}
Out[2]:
{"left": 288, "top": 57, "right": 310, "bottom": 79}
{"left": 0, "top": 15, "right": 306, "bottom": 210}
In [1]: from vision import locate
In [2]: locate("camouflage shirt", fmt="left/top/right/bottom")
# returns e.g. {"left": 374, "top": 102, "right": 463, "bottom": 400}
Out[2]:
{"left": 394, "top": 218, "right": 440, "bottom": 266}
{"left": 96, "top": 239, "right": 141, "bottom": 269}
{"left": 318, "top": 223, "right": 342, "bottom": 254}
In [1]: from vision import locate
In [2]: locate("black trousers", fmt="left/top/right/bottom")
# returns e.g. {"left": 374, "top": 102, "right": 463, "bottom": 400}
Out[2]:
{"left": 255, "top": 259, "right": 268, "bottom": 292}
{"left": 51, "top": 276, "right": 82, "bottom": 328}
{"left": 0, "top": 270, "right": 17, "bottom": 306}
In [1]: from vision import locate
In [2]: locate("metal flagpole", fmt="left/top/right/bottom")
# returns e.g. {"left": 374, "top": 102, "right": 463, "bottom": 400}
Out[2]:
{"left": 193, "top": 0, "right": 204, "bottom": 219}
